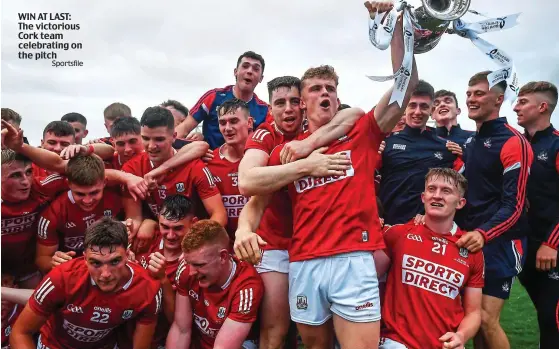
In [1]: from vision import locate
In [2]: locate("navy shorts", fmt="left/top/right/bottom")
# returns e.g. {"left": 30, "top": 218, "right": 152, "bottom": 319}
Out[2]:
{"left": 482, "top": 238, "right": 526, "bottom": 299}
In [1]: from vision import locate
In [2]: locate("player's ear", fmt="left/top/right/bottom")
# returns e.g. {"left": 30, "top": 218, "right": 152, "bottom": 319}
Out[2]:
{"left": 259, "top": 74, "right": 264, "bottom": 83}
{"left": 456, "top": 107, "right": 461, "bottom": 116}
{"left": 172, "top": 131, "right": 177, "bottom": 141}
{"left": 421, "top": 191, "right": 426, "bottom": 204}
{"left": 247, "top": 116, "right": 254, "bottom": 132}
{"left": 457, "top": 197, "right": 466, "bottom": 210}
{"left": 84, "top": 129, "right": 89, "bottom": 138}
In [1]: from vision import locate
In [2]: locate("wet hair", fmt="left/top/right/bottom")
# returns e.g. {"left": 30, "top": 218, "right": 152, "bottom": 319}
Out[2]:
{"left": 1, "top": 149, "right": 31, "bottom": 166}
{"left": 66, "top": 155, "right": 105, "bottom": 186}
{"left": 61, "top": 112, "right": 88, "bottom": 127}
{"left": 425, "top": 168, "right": 468, "bottom": 196}
{"left": 110, "top": 116, "right": 141, "bottom": 138}
{"left": 236, "top": 51, "right": 265, "bottom": 72}
{"left": 42, "top": 121, "right": 76, "bottom": 139}
{"left": 301, "top": 65, "right": 339, "bottom": 88}
{"left": 140, "top": 106, "right": 174, "bottom": 130}
{"left": 217, "top": 98, "right": 250, "bottom": 118}
{"left": 104, "top": 102, "right": 132, "bottom": 121}
{"left": 84, "top": 217, "right": 128, "bottom": 250}
{"left": 469, "top": 71, "right": 506, "bottom": 93}
{"left": 181, "top": 219, "right": 229, "bottom": 253}
{"left": 1, "top": 108, "right": 22, "bottom": 127}
{"left": 161, "top": 100, "right": 189, "bottom": 117}
{"left": 434, "top": 89, "right": 459, "bottom": 106}
{"left": 411, "top": 80, "right": 435, "bottom": 101}
{"left": 160, "top": 194, "right": 195, "bottom": 221}
{"left": 518, "top": 81, "right": 558, "bottom": 114}
{"left": 267, "top": 76, "right": 301, "bottom": 101}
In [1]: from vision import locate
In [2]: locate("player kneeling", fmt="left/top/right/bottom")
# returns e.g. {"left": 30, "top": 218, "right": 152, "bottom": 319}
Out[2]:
{"left": 167, "top": 220, "right": 263, "bottom": 349}
{"left": 376, "top": 168, "right": 484, "bottom": 349}
{"left": 10, "top": 217, "right": 162, "bottom": 349}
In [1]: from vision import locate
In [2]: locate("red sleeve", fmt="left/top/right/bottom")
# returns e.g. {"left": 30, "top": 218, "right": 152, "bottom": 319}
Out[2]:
{"left": 190, "top": 89, "right": 217, "bottom": 123}
{"left": 37, "top": 198, "right": 63, "bottom": 246}
{"left": 192, "top": 160, "right": 220, "bottom": 200}
{"left": 245, "top": 124, "right": 277, "bottom": 155}
{"left": 382, "top": 224, "right": 402, "bottom": 259}
{"left": 228, "top": 271, "right": 263, "bottom": 323}
{"left": 366, "top": 108, "right": 388, "bottom": 148}
{"left": 175, "top": 259, "right": 190, "bottom": 296}
{"left": 121, "top": 156, "right": 142, "bottom": 176}
{"left": 28, "top": 268, "right": 65, "bottom": 317}
{"left": 453, "top": 157, "right": 465, "bottom": 172}
{"left": 466, "top": 251, "right": 485, "bottom": 288}
{"left": 34, "top": 174, "right": 68, "bottom": 199}
{"left": 267, "top": 145, "right": 284, "bottom": 167}
{"left": 136, "top": 286, "right": 162, "bottom": 325}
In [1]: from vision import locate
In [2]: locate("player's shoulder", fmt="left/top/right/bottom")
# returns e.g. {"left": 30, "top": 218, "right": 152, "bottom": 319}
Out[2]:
{"left": 384, "top": 221, "right": 415, "bottom": 235}
{"left": 121, "top": 152, "right": 148, "bottom": 171}
{"left": 127, "top": 262, "right": 161, "bottom": 293}
{"left": 252, "top": 92, "right": 270, "bottom": 108}
{"left": 48, "top": 257, "right": 88, "bottom": 285}
{"left": 231, "top": 258, "right": 262, "bottom": 289}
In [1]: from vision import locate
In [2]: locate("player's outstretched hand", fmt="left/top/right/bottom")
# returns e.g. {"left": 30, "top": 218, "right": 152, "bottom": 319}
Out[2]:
{"left": 280, "top": 140, "right": 312, "bottom": 164}
{"left": 51, "top": 251, "right": 76, "bottom": 268}
{"left": 535, "top": 244, "right": 557, "bottom": 271}
{"left": 201, "top": 149, "right": 214, "bottom": 163}
{"left": 364, "top": 1, "right": 394, "bottom": 20}
{"left": 234, "top": 230, "right": 267, "bottom": 265}
{"left": 148, "top": 252, "right": 167, "bottom": 281}
{"left": 125, "top": 175, "right": 148, "bottom": 201}
{"left": 1, "top": 120, "right": 24, "bottom": 151}
{"left": 60, "top": 144, "right": 92, "bottom": 160}
{"left": 305, "top": 147, "right": 351, "bottom": 178}
{"left": 446, "top": 141, "right": 463, "bottom": 157}
{"left": 439, "top": 331, "right": 465, "bottom": 349}
{"left": 456, "top": 231, "right": 485, "bottom": 253}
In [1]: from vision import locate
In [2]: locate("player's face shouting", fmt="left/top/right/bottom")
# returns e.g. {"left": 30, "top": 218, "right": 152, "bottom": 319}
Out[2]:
{"left": 184, "top": 245, "right": 228, "bottom": 288}
{"left": 466, "top": 81, "right": 502, "bottom": 122}
{"left": 218, "top": 109, "right": 253, "bottom": 146}
{"left": 141, "top": 126, "right": 175, "bottom": 165}
{"left": 422, "top": 176, "right": 466, "bottom": 219}
{"left": 85, "top": 245, "right": 130, "bottom": 293}
{"left": 1, "top": 162, "right": 33, "bottom": 202}
{"left": 68, "top": 180, "right": 106, "bottom": 212}
{"left": 270, "top": 86, "right": 303, "bottom": 136}
{"left": 234, "top": 57, "right": 263, "bottom": 92}
{"left": 41, "top": 132, "right": 75, "bottom": 155}
{"left": 432, "top": 95, "right": 460, "bottom": 125}
{"left": 301, "top": 78, "right": 339, "bottom": 130}
{"left": 405, "top": 95, "right": 433, "bottom": 129}
{"left": 159, "top": 215, "right": 197, "bottom": 251}
{"left": 114, "top": 133, "right": 143, "bottom": 162}
{"left": 514, "top": 93, "right": 542, "bottom": 128}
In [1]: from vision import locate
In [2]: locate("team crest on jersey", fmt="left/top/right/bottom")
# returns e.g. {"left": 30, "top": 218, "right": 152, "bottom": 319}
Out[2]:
{"left": 362, "top": 231, "right": 369, "bottom": 242}
{"left": 296, "top": 295, "right": 308, "bottom": 310}
{"left": 204, "top": 300, "right": 210, "bottom": 306}
{"left": 103, "top": 210, "right": 112, "bottom": 217}
{"left": 483, "top": 138, "right": 492, "bottom": 148}
{"left": 176, "top": 182, "right": 185, "bottom": 192}
{"left": 217, "top": 306, "right": 226, "bottom": 319}
{"left": 465, "top": 136, "right": 473, "bottom": 145}
{"left": 122, "top": 309, "right": 133, "bottom": 320}
{"left": 434, "top": 152, "right": 443, "bottom": 160}
{"left": 537, "top": 151, "right": 548, "bottom": 162}
{"left": 5, "top": 325, "right": 11, "bottom": 337}
{"left": 459, "top": 247, "right": 469, "bottom": 258}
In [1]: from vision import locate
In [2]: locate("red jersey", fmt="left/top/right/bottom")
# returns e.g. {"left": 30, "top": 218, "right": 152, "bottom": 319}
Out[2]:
{"left": 37, "top": 189, "right": 123, "bottom": 256}
{"left": 381, "top": 222, "right": 485, "bottom": 349}
{"left": 1, "top": 304, "right": 22, "bottom": 349}
{"left": 104, "top": 152, "right": 124, "bottom": 171}
{"left": 268, "top": 111, "right": 386, "bottom": 261}
{"left": 207, "top": 146, "right": 249, "bottom": 241}
{"left": 28, "top": 257, "right": 161, "bottom": 349}
{"left": 1, "top": 175, "right": 67, "bottom": 279}
{"left": 244, "top": 122, "right": 295, "bottom": 250}
{"left": 175, "top": 257, "right": 263, "bottom": 349}
{"left": 121, "top": 152, "right": 219, "bottom": 217}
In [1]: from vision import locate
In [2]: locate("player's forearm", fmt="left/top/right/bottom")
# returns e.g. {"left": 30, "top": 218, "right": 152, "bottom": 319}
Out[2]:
{"left": 305, "top": 107, "right": 365, "bottom": 148}
{"left": 237, "top": 196, "right": 269, "bottom": 234}
{"left": 1, "top": 287, "right": 33, "bottom": 305}
{"left": 36, "top": 255, "right": 53, "bottom": 274}
{"left": 210, "top": 210, "right": 228, "bottom": 227}
{"left": 161, "top": 278, "right": 176, "bottom": 323}
{"left": 9, "top": 331, "right": 36, "bottom": 348}
{"left": 456, "top": 309, "right": 481, "bottom": 343}
{"left": 18, "top": 143, "right": 66, "bottom": 174}
{"left": 105, "top": 169, "right": 135, "bottom": 186}
{"left": 91, "top": 143, "right": 116, "bottom": 160}
{"left": 175, "top": 114, "right": 199, "bottom": 138}
{"left": 156, "top": 141, "right": 209, "bottom": 173}
{"left": 239, "top": 161, "right": 310, "bottom": 196}
{"left": 166, "top": 323, "right": 191, "bottom": 348}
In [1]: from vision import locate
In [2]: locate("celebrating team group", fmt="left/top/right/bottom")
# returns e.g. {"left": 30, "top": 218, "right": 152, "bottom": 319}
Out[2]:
{"left": 1, "top": 1, "right": 558, "bottom": 349}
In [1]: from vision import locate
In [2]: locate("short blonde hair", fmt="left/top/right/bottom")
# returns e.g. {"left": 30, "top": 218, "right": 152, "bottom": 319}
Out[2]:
{"left": 425, "top": 168, "right": 468, "bottom": 197}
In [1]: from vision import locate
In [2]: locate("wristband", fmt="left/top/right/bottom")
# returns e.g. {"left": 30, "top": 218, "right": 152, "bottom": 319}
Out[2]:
{"left": 87, "top": 144, "right": 94, "bottom": 155}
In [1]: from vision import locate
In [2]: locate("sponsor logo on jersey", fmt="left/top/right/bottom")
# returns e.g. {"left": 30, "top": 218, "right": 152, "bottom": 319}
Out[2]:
{"left": 294, "top": 151, "right": 354, "bottom": 193}
{"left": 537, "top": 151, "right": 548, "bottom": 162}
{"left": 2, "top": 212, "right": 38, "bottom": 235}
{"left": 222, "top": 195, "right": 250, "bottom": 218}
{"left": 193, "top": 313, "right": 219, "bottom": 338}
{"left": 402, "top": 254, "right": 464, "bottom": 299}
{"left": 338, "top": 135, "right": 349, "bottom": 142}
{"left": 393, "top": 144, "right": 406, "bottom": 150}
{"left": 217, "top": 306, "right": 226, "bottom": 319}
{"left": 355, "top": 301, "right": 374, "bottom": 311}
{"left": 62, "top": 319, "right": 114, "bottom": 342}
{"left": 103, "top": 210, "right": 112, "bottom": 217}
{"left": 122, "top": 309, "right": 133, "bottom": 320}
{"left": 65, "top": 221, "right": 77, "bottom": 229}
{"left": 406, "top": 234, "right": 423, "bottom": 242}
{"left": 64, "top": 236, "right": 84, "bottom": 251}
{"left": 67, "top": 304, "right": 84, "bottom": 313}
{"left": 296, "top": 295, "right": 308, "bottom": 310}
{"left": 431, "top": 236, "right": 448, "bottom": 244}
{"left": 188, "top": 289, "right": 199, "bottom": 301}
{"left": 176, "top": 182, "right": 185, "bottom": 192}
{"left": 434, "top": 152, "right": 443, "bottom": 160}
{"left": 93, "top": 307, "right": 111, "bottom": 313}
{"left": 459, "top": 247, "right": 469, "bottom": 258}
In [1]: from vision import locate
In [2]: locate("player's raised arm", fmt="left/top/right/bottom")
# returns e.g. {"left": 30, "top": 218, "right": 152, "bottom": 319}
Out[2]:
{"left": 166, "top": 291, "right": 193, "bottom": 348}
{"left": 144, "top": 140, "right": 209, "bottom": 182}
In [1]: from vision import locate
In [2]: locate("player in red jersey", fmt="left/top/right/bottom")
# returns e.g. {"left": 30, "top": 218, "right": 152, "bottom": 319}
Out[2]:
{"left": 1, "top": 149, "right": 67, "bottom": 289}
{"left": 1, "top": 273, "right": 24, "bottom": 349}
{"left": 10, "top": 217, "right": 162, "bottom": 349}
{"left": 167, "top": 220, "right": 263, "bottom": 349}
{"left": 121, "top": 106, "right": 224, "bottom": 228}
{"left": 33, "top": 121, "right": 77, "bottom": 179}
{"left": 35, "top": 154, "right": 124, "bottom": 274}
{"left": 105, "top": 116, "right": 145, "bottom": 171}
{"left": 235, "top": 2, "right": 418, "bottom": 347}
{"left": 374, "top": 168, "right": 484, "bottom": 349}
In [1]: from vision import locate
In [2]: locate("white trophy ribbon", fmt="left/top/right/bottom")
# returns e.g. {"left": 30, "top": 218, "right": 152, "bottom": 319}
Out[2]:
{"left": 366, "top": 3, "right": 415, "bottom": 106}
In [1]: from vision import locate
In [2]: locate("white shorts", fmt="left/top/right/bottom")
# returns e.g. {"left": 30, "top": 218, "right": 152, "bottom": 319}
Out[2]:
{"left": 256, "top": 249, "right": 289, "bottom": 274}
{"left": 242, "top": 339, "right": 258, "bottom": 349}
{"left": 379, "top": 337, "right": 408, "bottom": 349}
{"left": 289, "top": 251, "right": 381, "bottom": 325}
